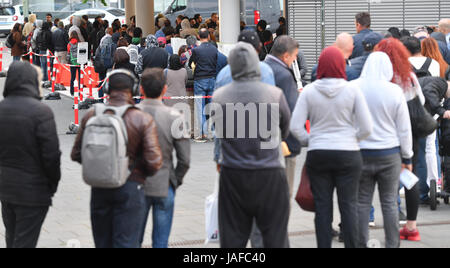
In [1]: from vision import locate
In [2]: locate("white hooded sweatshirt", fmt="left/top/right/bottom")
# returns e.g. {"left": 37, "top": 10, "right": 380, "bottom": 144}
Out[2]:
{"left": 351, "top": 52, "right": 413, "bottom": 161}
{"left": 290, "top": 73, "right": 373, "bottom": 151}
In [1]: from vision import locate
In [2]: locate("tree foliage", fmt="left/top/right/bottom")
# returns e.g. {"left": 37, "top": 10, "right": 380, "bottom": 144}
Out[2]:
{"left": 82, "top": 0, "right": 108, "bottom": 6}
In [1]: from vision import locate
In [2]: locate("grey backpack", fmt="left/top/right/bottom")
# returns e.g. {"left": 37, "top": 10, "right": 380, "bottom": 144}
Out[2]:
{"left": 81, "top": 104, "right": 133, "bottom": 188}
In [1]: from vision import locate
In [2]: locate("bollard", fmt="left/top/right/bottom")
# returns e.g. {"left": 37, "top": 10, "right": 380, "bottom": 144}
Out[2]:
{"left": 29, "top": 49, "right": 33, "bottom": 65}
{"left": 67, "top": 79, "right": 79, "bottom": 135}
{"left": 79, "top": 65, "right": 84, "bottom": 102}
{"left": 51, "top": 60, "right": 57, "bottom": 93}
{"left": 88, "top": 68, "right": 93, "bottom": 98}
{"left": 47, "top": 50, "right": 51, "bottom": 82}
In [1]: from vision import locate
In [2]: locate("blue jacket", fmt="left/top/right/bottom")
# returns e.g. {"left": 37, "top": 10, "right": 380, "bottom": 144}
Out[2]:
{"left": 265, "top": 55, "right": 301, "bottom": 156}
{"left": 349, "top": 52, "right": 370, "bottom": 78}
{"left": 216, "top": 52, "right": 228, "bottom": 76}
{"left": 350, "top": 29, "right": 372, "bottom": 59}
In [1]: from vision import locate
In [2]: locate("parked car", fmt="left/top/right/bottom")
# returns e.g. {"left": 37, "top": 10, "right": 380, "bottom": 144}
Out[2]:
{"left": 162, "top": 0, "right": 281, "bottom": 31}
{"left": 0, "top": 5, "right": 31, "bottom": 36}
{"left": 62, "top": 8, "right": 126, "bottom": 27}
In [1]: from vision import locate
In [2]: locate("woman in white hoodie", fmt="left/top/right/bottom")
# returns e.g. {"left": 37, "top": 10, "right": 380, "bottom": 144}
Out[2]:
{"left": 352, "top": 52, "right": 413, "bottom": 248}
{"left": 290, "top": 46, "right": 373, "bottom": 248}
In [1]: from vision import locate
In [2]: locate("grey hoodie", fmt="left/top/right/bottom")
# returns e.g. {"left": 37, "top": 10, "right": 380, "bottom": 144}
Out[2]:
{"left": 212, "top": 42, "right": 291, "bottom": 170}
{"left": 69, "top": 16, "right": 85, "bottom": 42}
{"left": 290, "top": 76, "right": 373, "bottom": 152}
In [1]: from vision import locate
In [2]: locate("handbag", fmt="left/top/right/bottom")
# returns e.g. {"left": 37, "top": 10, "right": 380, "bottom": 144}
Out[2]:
{"left": 407, "top": 96, "right": 438, "bottom": 138}
{"left": 295, "top": 165, "right": 315, "bottom": 212}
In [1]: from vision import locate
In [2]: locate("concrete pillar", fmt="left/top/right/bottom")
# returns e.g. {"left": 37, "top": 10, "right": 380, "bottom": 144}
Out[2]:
{"left": 125, "top": 0, "right": 135, "bottom": 25}
{"left": 135, "top": 0, "right": 155, "bottom": 36}
{"left": 219, "top": 0, "right": 240, "bottom": 45}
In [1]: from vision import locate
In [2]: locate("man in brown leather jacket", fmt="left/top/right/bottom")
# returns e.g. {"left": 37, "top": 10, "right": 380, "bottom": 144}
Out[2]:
{"left": 71, "top": 71, "right": 162, "bottom": 248}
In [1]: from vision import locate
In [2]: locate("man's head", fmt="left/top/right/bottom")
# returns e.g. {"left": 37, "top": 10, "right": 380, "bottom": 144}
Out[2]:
{"left": 270, "top": 35, "right": 299, "bottom": 67}
{"left": 279, "top": 17, "right": 286, "bottom": 25}
{"left": 95, "top": 16, "right": 103, "bottom": 24}
{"left": 355, "top": 12, "right": 371, "bottom": 33}
{"left": 58, "top": 21, "right": 64, "bottom": 29}
{"left": 335, "top": 32, "right": 354, "bottom": 59}
{"left": 107, "top": 71, "right": 137, "bottom": 97}
{"left": 82, "top": 15, "right": 89, "bottom": 23}
{"left": 257, "top": 20, "right": 267, "bottom": 32}
{"left": 134, "top": 27, "right": 143, "bottom": 38}
{"left": 106, "top": 27, "right": 113, "bottom": 36}
{"left": 401, "top": 36, "right": 422, "bottom": 56}
{"left": 211, "top": 13, "right": 218, "bottom": 23}
{"left": 46, "top": 13, "right": 52, "bottom": 23}
{"left": 194, "top": 14, "right": 202, "bottom": 24}
{"left": 439, "top": 19, "right": 450, "bottom": 35}
{"left": 54, "top": 18, "right": 60, "bottom": 27}
{"left": 198, "top": 28, "right": 210, "bottom": 41}
{"left": 238, "top": 30, "right": 262, "bottom": 54}
{"left": 141, "top": 68, "right": 167, "bottom": 99}
{"left": 362, "top": 32, "right": 383, "bottom": 52}
{"left": 176, "top": 15, "right": 184, "bottom": 24}
{"left": 414, "top": 26, "right": 429, "bottom": 39}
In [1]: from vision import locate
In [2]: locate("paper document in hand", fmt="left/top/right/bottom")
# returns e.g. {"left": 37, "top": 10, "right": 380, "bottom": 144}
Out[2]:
{"left": 400, "top": 169, "right": 419, "bottom": 190}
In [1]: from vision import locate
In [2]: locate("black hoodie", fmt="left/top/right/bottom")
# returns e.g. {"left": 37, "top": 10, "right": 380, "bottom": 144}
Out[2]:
{"left": 36, "top": 22, "right": 54, "bottom": 52}
{"left": 420, "top": 76, "right": 449, "bottom": 117}
{"left": 0, "top": 62, "right": 61, "bottom": 206}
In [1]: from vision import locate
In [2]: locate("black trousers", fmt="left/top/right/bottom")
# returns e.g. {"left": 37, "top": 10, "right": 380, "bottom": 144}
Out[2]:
{"left": 305, "top": 150, "right": 362, "bottom": 248}
{"left": 218, "top": 167, "right": 290, "bottom": 248}
{"left": 1, "top": 202, "right": 49, "bottom": 248}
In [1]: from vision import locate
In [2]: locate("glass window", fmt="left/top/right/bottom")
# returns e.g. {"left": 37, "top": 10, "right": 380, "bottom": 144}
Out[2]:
{"left": 0, "top": 7, "right": 15, "bottom": 16}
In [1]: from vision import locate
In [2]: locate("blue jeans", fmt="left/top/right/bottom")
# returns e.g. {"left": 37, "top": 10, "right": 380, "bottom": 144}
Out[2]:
{"left": 194, "top": 77, "right": 215, "bottom": 138}
{"left": 139, "top": 186, "right": 175, "bottom": 248}
{"left": 40, "top": 51, "right": 48, "bottom": 81}
{"left": 90, "top": 180, "right": 146, "bottom": 248}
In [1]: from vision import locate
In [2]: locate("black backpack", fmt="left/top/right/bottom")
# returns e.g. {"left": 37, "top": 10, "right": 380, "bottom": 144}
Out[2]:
{"left": 440, "top": 99, "right": 450, "bottom": 156}
{"left": 413, "top": 57, "right": 433, "bottom": 78}
{"left": 5, "top": 33, "right": 15, "bottom": 48}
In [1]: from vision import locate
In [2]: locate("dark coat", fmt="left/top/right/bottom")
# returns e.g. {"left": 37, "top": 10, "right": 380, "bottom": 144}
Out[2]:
{"left": 265, "top": 55, "right": 301, "bottom": 156}
{"left": 52, "top": 27, "right": 69, "bottom": 52}
{"left": 350, "top": 28, "right": 372, "bottom": 59}
{"left": 0, "top": 62, "right": 61, "bottom": 206}
{"left": 36, "top": 27, "right": 53, "bottom": 52}
{"left": 420, "top": 76, "right": 449, "bottom": 117}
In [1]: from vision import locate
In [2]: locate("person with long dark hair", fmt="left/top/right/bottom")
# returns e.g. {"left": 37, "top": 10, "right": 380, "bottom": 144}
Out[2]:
{"left": 11, "top": 23, "right": 25, "bottom": 61}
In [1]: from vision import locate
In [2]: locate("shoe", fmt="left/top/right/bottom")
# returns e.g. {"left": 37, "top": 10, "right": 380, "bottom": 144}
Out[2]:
{"left": 400, "top": 226, "right": 421, "bottom": 241}
{"left": 331, "top": 228, "right": 339, "bottom": 238}
{"left": 338, "top": 224, "right": 344, "bottom": 243}
{"left": 399, "top": 211, "right": 407, "bottom": 225}
{"left": 369, "top": 221, "right": 376, "bottom": 228}
{"left": 193, "top": 137, "right": 207, "bottom": 143}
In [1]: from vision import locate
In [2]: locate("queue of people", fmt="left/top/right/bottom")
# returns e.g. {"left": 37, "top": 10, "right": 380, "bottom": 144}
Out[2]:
{"left": 2, "top": 10, "right": 450, "bottom": 249}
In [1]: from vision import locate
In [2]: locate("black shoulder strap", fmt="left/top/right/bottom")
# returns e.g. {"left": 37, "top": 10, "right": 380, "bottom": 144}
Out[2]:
{"left": 421, "top": 58, "right": 433, "bottom": 73}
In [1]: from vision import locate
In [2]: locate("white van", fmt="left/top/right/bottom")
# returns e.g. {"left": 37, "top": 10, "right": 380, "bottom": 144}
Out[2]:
{"left": 0, "top": 5, "right": 30, "bottom": 36}
{"left": 163, "top": 0, "right": 282, "bottom": 31}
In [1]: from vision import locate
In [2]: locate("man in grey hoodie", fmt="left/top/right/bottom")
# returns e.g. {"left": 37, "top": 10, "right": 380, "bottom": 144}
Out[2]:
{"left": 69, "top": 16, "right": 85, "bottom": 42}
{"left": 212, "top": 42, "right": 291, "bottom": 248}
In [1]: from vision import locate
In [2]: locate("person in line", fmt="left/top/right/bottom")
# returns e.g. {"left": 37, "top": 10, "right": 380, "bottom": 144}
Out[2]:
{"left": 67, "top": 31, "right": 81, "bottom": 97}
{"left": 189, "top": 28, "right": 218, "bottom": 142}
{"left": 138, "top": 68, "right": 191, "bottom": 248}
{"left": 276, "top": 17, "right": 287, "bottom": 37}
{"left": 290, "top": 46, "right": 373, "bottom": 248}
{"left": 23, "top": 14, "right": 36, "bottom": 38}
{"left": 135, "top": 35, "right": 169, "bottom": 75}
{"left": 350, "top": 32, "right": 383, "bottom": 78}
{"left": 69, "top": 16, "right": 85, "bottom": 42}
{"left": 113, "top": 49, "right": 138, "bottom": 79}
{"left": 71, "top": 70, "right": 163, "bottom": 248}
{"left": 215, "top": 30, "right": 276, "bottom": 249}
{"left": 164, "top": 55, "right": 188, "bottom": 107}
{"left": 52, "top": 21, "right": 69, "bottom": 65}
{"left": 312, "top": 33, "right": 359, "bottom": 82}
{"left": 430, "top": 32, "right": 450, "bottom": 65}
{"left": 51, "top": 18, "right": 60, "bottom": 33}
{"left": 438, "top": 19, "right": 450, "bottom": 50}
{"left": 11, "top": 23, "right": 25, "bottom": 62}
{"left": 265, "top": 36, "right": 301, "bottom": 199}
{"left": 351, "top": 12, "right": 373, "bottom": 59}
{"left": 175, "top": 15, "right": 184, "bottom": 36}
{"left": 95, "top": 27, "right": 116, "bottom": 99}
{"left": 0, "top": 62, "right": 61, "bottom": 248}
{"left": 375, "top": 38, "right": 425, "bottom": 242}
{"left": 422, "top": 37, "right": 449, "bottom": 79}
{"left": 36, "top": 21, "right": 53, "bottom": 82}
{"left": 213, "top": 42, "right": 291, "bottom": 248}
{"left": 180, "top": 18, "right": 198, "bottom": 39}
{"left": 402, "top": 36, "right": 441, "bottom": 205}
{"left": 207, "top": 13, "right": 219, "bottom": 31}
{"left": 352, "top": 52, "right": 413, "bottom": 248}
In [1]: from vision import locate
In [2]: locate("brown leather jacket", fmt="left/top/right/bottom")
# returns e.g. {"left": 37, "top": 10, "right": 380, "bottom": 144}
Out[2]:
{"left": 71, "top": 91, "right": 163, "bottom": 184}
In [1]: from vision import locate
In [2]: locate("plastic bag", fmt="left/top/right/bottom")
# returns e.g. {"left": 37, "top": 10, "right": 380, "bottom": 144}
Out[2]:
{"left": 400, "top": 169, "right": 419, "bottom": 190}
{"left": 204, "top": 177, "right": 220, "bottom": 244}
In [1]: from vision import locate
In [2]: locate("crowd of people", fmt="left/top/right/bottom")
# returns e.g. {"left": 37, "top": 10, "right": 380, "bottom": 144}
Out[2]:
{"left": 1, "top": 10, "right": 450, "bottom": 249}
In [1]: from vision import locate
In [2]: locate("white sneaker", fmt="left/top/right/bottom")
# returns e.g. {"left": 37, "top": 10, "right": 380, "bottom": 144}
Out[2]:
{"left": 369, "top": 221, "right": 376, "bottom": 228}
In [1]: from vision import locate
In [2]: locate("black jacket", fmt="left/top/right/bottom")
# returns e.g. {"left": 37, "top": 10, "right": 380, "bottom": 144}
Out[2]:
{"left": 420, "top": 76, "right": 449, "bottom": 117}
{"left": 0, "top": 62, "right": 61, "bottom": 206}
{"left": 52, "top": 27, "right": 69, "bottom": 52}
{"left": 189, "top": 42, "right": 218, "bottom": 80}
{"left": 36, "top": 26, "right": 53, "bottom": 52}
{"left": 265, "top": 55, "right": 301, "bottom": 156}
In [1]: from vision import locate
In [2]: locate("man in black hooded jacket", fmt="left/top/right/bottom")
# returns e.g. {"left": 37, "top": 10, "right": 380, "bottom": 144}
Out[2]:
{"left": 0, "top": 62, "right": 61, "bottom": 248}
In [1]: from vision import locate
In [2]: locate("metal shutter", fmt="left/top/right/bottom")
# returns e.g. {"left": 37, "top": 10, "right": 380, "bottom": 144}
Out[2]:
{"left": 369, "top": 0, "right": 404, "bottom": 32}
{"left": 287, "top": 0, "right": 321, "bottom": 76}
